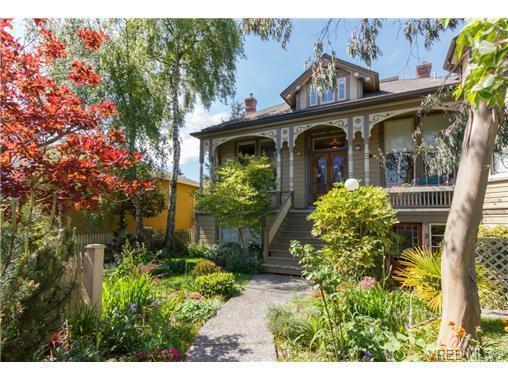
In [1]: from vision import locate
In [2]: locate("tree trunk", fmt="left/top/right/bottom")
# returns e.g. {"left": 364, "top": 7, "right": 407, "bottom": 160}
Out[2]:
{"left": 238, "top": 228, "right": 245, "bottom": 251}
{"left": 134, "top": 201, "right": 144, "bottom": 243}
{"left": 438, "top": 101, "right": 502, "bottom": 350}
{"left": 164, "top": 65, "right": 181, "bottom": 250}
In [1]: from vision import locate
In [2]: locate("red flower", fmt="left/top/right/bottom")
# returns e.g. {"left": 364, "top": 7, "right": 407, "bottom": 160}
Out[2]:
{"left": 77, "top": 28, "right": 109, "bottom": 51}
{"left": 67, "top": 61, "right": 101, "bottom": 87}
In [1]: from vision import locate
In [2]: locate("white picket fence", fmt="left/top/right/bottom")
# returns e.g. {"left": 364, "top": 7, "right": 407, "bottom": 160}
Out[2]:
{"left": 75, "top": 232, "right": 115, "bottom": 254}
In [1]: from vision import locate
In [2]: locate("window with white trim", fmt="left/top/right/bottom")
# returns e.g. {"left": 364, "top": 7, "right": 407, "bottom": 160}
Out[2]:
{"left": 338, "top": 77, "right": 346, "bottom": 100}
{"left": 429, "top": 224, "right": 446, "bottom": 251}
{"left": 393, "top": 223, "right": 420, "bottom": 256}
{"left": 493, "top": 148, "right": 508, "bottom": 175}
{"left": 310, "top": 88, "right": 318, "bottom": 106}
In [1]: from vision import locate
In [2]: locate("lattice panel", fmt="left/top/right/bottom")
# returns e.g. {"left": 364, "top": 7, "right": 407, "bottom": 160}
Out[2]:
{"left": 476, "top": 238, "right": 508, "bottom": 306}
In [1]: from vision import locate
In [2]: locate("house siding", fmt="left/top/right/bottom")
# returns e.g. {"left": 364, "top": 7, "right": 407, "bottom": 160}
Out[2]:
{"left": 218, "top": 140, "right": 235, "bottom": 165}
{"left": 482, "top": 177, "right": 508, "bottom": 225}
{"left": 196, "top": 214, "right": 217, "bottom": 245}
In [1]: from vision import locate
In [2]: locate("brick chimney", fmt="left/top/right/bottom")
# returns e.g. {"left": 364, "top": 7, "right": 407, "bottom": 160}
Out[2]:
{"left": 416, "top": 61, "right": 432, "bottom": 78}
{"left": 244, "top": 93, "right": 257, "bottom": 115}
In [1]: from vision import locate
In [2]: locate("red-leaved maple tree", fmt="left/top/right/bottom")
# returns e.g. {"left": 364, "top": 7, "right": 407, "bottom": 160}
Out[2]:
{"left": 0, "top": 18, "right": 149, "bottom": 212}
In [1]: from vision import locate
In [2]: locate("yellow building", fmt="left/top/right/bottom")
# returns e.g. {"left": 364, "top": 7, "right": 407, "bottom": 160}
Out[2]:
{"left": 70, "top": 174, "right": 199, "bottom": 235}
{"left": 125, "top": 175, "right": 199, "bottom": 233}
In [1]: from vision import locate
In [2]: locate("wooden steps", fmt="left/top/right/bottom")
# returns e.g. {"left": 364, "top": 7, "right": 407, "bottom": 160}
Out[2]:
{"left": 263, "top": 210, "right": 322, "bottom": 275}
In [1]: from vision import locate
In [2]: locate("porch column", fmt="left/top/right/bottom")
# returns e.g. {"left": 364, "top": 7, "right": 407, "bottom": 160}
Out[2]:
{"left": 347, "top": 118, "right": 354, "bottom": 178}
{"left": 276, "top": 149, "right": 282, "bottom": 191}
{"left": 208, "top": 139, "right": 214, "bottom": 182}
{"left": 363, "top": 116, "right": 370, "bottom": 185}
{"left": 199, "top": 140, "right": 204, "bottom": 188}
{"left": 348, "top": 145, "right": 354, "bottom": 178}
{"left": 364, "top": 145, "right": 370, "bottom": 185}
{"left": 289, "top": 148, "right": 294, "bottom": 192}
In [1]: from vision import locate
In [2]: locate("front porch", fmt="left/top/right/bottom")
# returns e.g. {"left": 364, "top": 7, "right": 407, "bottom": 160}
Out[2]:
{"left": 195, "top": 106, "right": 456, "bottom": 274}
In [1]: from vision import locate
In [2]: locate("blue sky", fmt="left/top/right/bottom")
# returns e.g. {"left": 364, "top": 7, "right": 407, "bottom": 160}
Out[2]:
{"left": 180, "top": 19, "right": 458, "bottom": 181}
{"left": 12, "top": 18, "right": 458, "bottom": 182}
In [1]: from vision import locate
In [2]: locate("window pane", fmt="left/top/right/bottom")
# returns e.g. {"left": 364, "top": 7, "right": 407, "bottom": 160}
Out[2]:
{"left": 430, "top": 224, "right": 446, "bottom": 251}
{"left": 310, "top": 89, "right": 318, "bottom": 105}
{"left": 493, "top": 149, "right": 508, "bottom": 174}
{"left": 220, "top": 228, "right": 238, "bottom": 243}
{"left": 322, "top": 88, "right": 334, "bottom": 103}
{"left": 260, "top": 140, "right": 276, "bottom": 161}
{"left": 393, "top": 224, "right": 419, "bottom": 256}
{"left": 238, "top": 143, "right": 255, "bottom": 156}
{"left": 316, "top": 156, "right": 328, "bottom": 193}
{"left": 332, "top": 156, "right": 345, "bottom": 183}
{"left": 314, "top": 136, "right": 346, "bottom": 150}
{"left": 421, "top": 150, "right": 453, "bottom": 186}
{"left": 338, "top": 78, "right": 346, "bottom": 99}
{"left": 385, "top": 153, "right": 414, "bottom": 186}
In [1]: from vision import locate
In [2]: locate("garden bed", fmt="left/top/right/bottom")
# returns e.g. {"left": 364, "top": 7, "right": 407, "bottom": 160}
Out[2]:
{"left": 43, "top": 241, "right": 259, "bottom": 362}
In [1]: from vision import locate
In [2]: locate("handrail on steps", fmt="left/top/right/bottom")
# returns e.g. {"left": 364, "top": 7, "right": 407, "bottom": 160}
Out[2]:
{"left": 268, "top": 191, "right": 293, "bottom": 247}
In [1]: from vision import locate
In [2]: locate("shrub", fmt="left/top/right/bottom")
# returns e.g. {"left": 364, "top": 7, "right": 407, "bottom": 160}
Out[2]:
{"left": 192, "top": 260, "right": 221, "bottom": 277}
{"left": 113, "top": 241, "right": 160, "bottom": 277}
{"left": 101, "top": 269, "right": 157, "bottom": 353}
{"left": 394, "top": 246, "right": 505, "bottom": 312}
{"left": 341, "top": 286, "right": 433, "bottom": 332}
{"left": 143, "top": 228, "right": 166, "bottom": 253}
{"left": 478, "top": 225, "right": 508, "bottom": 239}
{"left": 174, "top": 299, "right": 221, "bottom": 323}
{"left": 195, "top": 272, "right": 238, "bottom": 298}
{"left": 154, "top": 258, "right": 193, "bottom": 276}
{"left": 307, "top": 183, "right": 398, "bottom": 281}
{"left": 207, "top": 242, "right": 262, "bottom": 273}
{"left": 186, "top": 243, "right": 209, "bottom": 258}
{"left": 0, "top": 204, "right": 77, "bottom": 361}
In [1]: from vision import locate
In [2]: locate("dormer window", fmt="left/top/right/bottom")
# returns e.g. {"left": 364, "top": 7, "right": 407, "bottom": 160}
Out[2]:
{"left": 310, "top": 88, "right": 318, "bottom": 106}
{"left": 338, "top": 77, "right": 346, "bottom": 100}
{"left": 321, "top": 88, "right": 334, "bottom": 104}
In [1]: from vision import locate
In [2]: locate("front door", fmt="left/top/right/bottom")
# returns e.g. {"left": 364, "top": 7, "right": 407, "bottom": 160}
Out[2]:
{"left": 312, "top": 151, "right": 347, "bottom": 202}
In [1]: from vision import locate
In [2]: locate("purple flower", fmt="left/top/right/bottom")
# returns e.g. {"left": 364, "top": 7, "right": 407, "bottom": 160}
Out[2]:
{"left": 362, "top": 351, "right": 373, "bottom": 361}
{"left": 138, "top": 351, "right": 146, "bottom": 360}
{"left": 129, "top": 303, "right": 138, "bottom": 313}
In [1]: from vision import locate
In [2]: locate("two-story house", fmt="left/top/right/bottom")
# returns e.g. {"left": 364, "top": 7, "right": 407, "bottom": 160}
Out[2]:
{"left": 191, "top": 49, "right": 508, "bottom": 275}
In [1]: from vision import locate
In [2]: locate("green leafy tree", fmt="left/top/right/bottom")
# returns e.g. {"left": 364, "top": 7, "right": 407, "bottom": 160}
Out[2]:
{"left": 195, "top": 155, "right": 275, "bottom": 249}
{"left": 307, "top": 184, "right": 398, "bottom": 281}
{"left": 50, "top": 19, "right": 169, "bottom": 242}
{"left": 144, "top": 18, "right": 292, "bottom": 249}
{"left": 311, "top": 17, "right": 507, "bottom": 350}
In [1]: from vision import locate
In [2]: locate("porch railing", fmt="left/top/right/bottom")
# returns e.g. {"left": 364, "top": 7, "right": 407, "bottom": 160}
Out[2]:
{"left": 385, "top": 185, "right": 454, "bottom": 209}
{"left": 268, "top": 190, "right": 292, "bottom": 210}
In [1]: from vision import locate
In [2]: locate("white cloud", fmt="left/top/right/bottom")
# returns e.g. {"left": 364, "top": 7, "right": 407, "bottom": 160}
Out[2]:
{"left": 180, "top": 104, "right": 227, "bottom": 165}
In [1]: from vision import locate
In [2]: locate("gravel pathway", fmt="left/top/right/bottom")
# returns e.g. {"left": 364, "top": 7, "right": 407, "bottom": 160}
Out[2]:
{"left": 186, "top": 273, "right": 311, "bottom": 362}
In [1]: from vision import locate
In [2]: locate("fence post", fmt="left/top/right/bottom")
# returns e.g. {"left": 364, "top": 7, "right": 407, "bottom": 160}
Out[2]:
{"left": 83, "top": 244, "right": 105, "bottom": 315}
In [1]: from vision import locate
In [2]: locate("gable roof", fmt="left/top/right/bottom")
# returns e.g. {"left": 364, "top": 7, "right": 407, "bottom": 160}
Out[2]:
{"left": 280, "top": 54, "right": 380, "bottom": 107}
{"left": 191, "top": 75, "right": 459, "bottom": 138}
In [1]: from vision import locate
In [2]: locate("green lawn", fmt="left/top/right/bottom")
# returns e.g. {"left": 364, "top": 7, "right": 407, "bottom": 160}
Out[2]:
{"left": 153, "top": 257, "right": 253, "bottom": 296}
